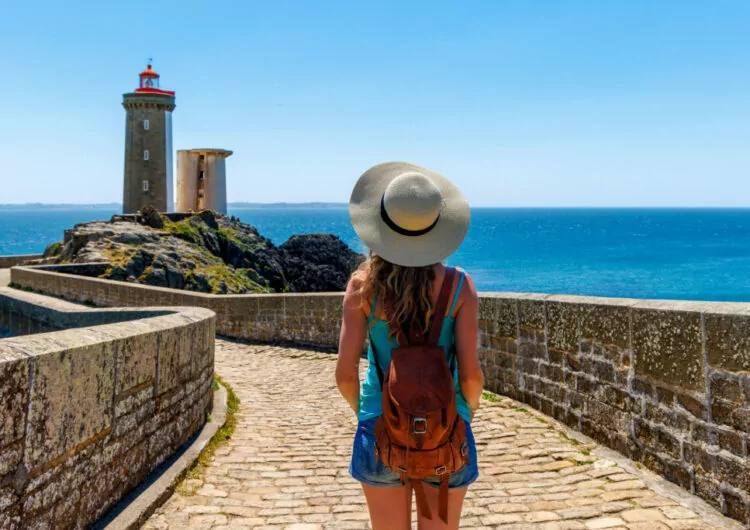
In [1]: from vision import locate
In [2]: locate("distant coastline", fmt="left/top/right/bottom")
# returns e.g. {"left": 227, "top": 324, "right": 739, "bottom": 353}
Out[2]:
{"left": 0, "top": 202, "right": 348, "bottom": 210}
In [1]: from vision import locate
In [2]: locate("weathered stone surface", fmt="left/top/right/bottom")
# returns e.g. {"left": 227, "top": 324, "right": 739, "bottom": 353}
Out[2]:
{"left": 0, "top": 347, "right": 29, "bottom": 451}
{"left": 705, "top": 313, "right": 750, "bottom": 373}
{"left": 0, "top": 287, "right": 214, "bottom": 529}
{"left": 478, "top": 296, "right": 517, "bottom": 338}
{"left": 580, "top": 302, "right": 631, "bottom": 350}
{"left": 115, "top": 326, "right": 158, "bottom": 395}
{"left": 632, "top": 309, "right": 704, "bottom": 391}
{"left": 25, "top": 334, "right": 116, "bottom": 470}
{"left": 547, "top": 301, "right": 579, "bottom": 354}
{"left": 519, "top": 298, "right": 546, "bottom": 330}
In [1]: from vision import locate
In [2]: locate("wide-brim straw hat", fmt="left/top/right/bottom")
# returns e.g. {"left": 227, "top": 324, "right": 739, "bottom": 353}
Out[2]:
{"left": 349, "top": 161, "right": 470, "bottom": 267}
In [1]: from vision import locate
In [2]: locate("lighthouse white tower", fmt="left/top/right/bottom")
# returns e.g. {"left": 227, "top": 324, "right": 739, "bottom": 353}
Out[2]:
{"left": 122, "top": 63, "right": 176, "bottom": 213}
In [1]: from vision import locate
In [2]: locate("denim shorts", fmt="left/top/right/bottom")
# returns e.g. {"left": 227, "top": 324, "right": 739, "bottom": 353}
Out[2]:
{"left": 349, "top": 416, "right": 479, "bottom": 489}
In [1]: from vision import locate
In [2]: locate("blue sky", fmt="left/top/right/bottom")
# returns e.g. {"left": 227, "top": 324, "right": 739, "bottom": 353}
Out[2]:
{"left": 0, "top": 1, "right": 748, "bottom": 206}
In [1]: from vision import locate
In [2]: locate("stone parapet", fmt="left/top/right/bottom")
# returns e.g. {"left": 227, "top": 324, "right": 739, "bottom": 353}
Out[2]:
{"left": 0, "top": 255, "right": 43, "bottom": 268}
{"left": 8, "top": 264, "right": 750, "bottom": 525}
{"left": 0, "top": 287, "right": 215, "bottom": 529}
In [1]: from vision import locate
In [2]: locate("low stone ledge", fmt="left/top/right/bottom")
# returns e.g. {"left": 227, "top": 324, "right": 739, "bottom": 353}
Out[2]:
{"left": 0, "top": 254, "right": 43, "bottom": 268}
{"left": 0, "top": 287, "right": 216, "bottom": 529}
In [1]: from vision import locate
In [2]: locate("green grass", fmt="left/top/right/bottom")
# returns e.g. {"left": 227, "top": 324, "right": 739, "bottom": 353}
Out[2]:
{"left": 513, "top": 406, "right": 529, "bottom": 413}
{"left": 162, "top": 218, "right": 203, "bottom": 243}
{"left": 481, "top": 391, "right": 501, "bottom": 402}
{"left": 558, "top": 431, "right": 583, "bottom": 446}
{"left": 177, "top": 375, "right": 240, "bottom": 496}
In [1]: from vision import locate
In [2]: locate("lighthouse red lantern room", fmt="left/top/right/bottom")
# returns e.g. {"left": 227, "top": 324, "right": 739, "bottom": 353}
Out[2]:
{"left": 135, "top": 63, "right": 175, "bottom": 95}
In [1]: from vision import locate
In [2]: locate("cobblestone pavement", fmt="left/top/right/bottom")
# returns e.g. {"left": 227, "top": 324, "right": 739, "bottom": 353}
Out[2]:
{"left": 144, "top": 340, "right": 741, "bottom": 530}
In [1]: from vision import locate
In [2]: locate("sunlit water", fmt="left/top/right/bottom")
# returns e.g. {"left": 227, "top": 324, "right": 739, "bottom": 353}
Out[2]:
{"left": 2, "top": 207, "right": 750, "bottom": 301}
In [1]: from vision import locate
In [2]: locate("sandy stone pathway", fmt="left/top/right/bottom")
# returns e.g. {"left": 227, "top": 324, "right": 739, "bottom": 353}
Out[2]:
{"left": 143, "top": 340, "right": 740, "bottom": 530}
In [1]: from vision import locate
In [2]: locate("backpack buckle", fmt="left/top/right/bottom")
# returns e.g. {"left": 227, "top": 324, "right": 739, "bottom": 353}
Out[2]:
{"left": 413, "top": 417, "right": 427, "bottom": 434}
{"left": 460, "top": 442, "right": 468, "bottom": 456}
{"left": 435, "top": 465, "right": 447, "bottom": 475}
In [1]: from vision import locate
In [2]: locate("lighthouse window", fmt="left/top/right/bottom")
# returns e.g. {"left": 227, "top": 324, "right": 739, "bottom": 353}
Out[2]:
{"left": 144, "top": 150, "right": 150, "bottom": 160}
{"left": 142, "top": 180, "right": 149, "bottom": 192}
{"left": 143, "top": 119, "right": 149, "bottom": 130}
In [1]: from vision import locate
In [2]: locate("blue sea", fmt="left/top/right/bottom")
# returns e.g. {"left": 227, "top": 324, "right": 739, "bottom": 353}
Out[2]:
{"left": 2, "top": 207, "right": 750, "bottom": 302}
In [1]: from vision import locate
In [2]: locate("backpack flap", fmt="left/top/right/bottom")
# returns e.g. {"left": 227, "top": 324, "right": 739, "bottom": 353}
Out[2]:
{"left": 386, "top": 345, "right": 455, "bottom": 415}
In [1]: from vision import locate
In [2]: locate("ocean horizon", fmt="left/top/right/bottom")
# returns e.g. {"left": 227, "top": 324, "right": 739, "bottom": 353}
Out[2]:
{"left": 2, "top": 206, "right": 750, "bottom": 302}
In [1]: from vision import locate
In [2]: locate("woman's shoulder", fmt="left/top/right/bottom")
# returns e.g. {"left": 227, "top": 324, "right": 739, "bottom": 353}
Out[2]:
{"left": 345, "top": 271, "right": 375, "bottom": 316}
{"left": 449, "top": 266, "right": 477, "bottom": 317}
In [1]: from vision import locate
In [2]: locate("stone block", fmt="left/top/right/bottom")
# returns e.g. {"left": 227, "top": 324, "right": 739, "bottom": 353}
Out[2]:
{"left": 115, "top": 327, "right": 157, "bottom": 396}
{"left": 0, "top": 347, "right": 29, "bottom": 451}
{"left": 580, "top": 303, "right": 630, "bottom": 350}
{"left": 654, "top": 427, "right": 682, "bottom": 459}
{"left": 675, "top": 392, "right": 707, "bottom": 420}
{"left": 715, "top": 453, "right": 748, "bottom": 491}
{"left": 705, "top": 312, "right": 750, "bottom": 373}
{"left": 478, "top": 297, "right": 517, "bottom": 338}
{"left": 694, "top": 475, "right": 722, "bottom": 510}
{"left": 711, "top": 374, "right": 743, "bottom": 404}
{"left": 632, "top": 308, "right": 704, "bottom": 392}
{"left": 631, "top": 376, "right": 654, "bottom": 398}
{"left": 691, "top": 422, "right": 712, "bottom": 445}
{"left": 517, "top": 342, "right": 546, "bottom": 360}
{"left": 663, "top": 458, "right": 692, "bottom": 490}
{"left": 156, "top": 327, "right": 180, "bottom": 396}
{"left": 178, "top": 322, "right": 197, "bottom": 381}
{"left": 715, "top": 426, "right": 744, "bottom": 456}
{"left": 25, "top": 337, "right": 115, "bottom": 471}
{"left": 722, "top": 489, "right": 749, "bottom": 524}
{"left": 546, "top": 301, "right": 579, "bottom": 353}
{"left": 518, "top": 299, "right": 545, "bottom": 331}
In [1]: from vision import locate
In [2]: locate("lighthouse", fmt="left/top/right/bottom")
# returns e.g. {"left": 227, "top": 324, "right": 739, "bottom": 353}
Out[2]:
{"left": 122, "top": 63, "right": 176, "bottom": 214}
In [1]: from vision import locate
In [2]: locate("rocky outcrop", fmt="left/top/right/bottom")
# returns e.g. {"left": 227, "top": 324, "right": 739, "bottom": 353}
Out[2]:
{"left": 281, "top": 234, "right": 364, "bottom": 292}
{"left": 43, "top": 210, "right": 364, "bottom": 294}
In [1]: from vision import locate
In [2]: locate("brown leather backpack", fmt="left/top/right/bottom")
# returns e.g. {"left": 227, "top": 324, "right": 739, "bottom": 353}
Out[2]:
{"left": 372, "top": 267, "right": 470, "bottom": 526}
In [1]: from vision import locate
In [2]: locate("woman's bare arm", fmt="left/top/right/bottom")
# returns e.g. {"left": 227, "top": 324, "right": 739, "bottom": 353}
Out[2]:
{"left": 454, "top": 272, "right": 484, "bottom": 420}
{"left": 335, "top": 275, "right": 367, "bottom": 414}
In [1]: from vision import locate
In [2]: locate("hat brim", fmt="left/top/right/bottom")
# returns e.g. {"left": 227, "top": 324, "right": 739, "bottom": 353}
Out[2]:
{"left": 349, "top": 161, "right": 470, "bottom": 267}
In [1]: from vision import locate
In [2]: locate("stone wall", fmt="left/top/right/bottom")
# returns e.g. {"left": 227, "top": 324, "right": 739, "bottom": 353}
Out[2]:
{"left": 8, "top": 264, "right": 750, "bottom": 525}
{"left": 0, "top": 287, "right": 215, "bottom": 529}
{"left": 10, "top": 265, "right": 342, "bottom": 348}
{"left": 0, "top": 255, "right": 43, "bottom": 268}
{"left": 478, "top": 293, "right": 750, "bottom": 525}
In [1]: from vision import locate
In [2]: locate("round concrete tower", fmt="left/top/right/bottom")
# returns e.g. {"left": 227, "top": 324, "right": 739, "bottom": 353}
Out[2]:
{"left": 122, "top": 63, "right": 176, "bottom": 214}
{"left": 176, "top": 149, "right": 233, "bottom": 215}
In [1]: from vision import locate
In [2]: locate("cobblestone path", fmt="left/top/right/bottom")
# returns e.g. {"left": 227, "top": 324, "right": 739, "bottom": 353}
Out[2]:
{"left": 144, "top": 340, "right": 741, "bottom": 530}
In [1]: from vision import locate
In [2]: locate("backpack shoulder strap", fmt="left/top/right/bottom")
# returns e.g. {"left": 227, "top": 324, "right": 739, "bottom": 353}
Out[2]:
{"left": 367, "top": 291, "right": 378, "bottom": 323}
{"left": 427, "top": 267, "right": 458, "bottom": 346}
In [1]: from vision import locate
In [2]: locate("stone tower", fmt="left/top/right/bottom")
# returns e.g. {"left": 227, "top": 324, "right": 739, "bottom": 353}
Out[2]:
{"left": 122, "top": 63, "right": 176, "bottom": 214}
{"left": 176, "top": 149, "right": 233, "bottom": 215}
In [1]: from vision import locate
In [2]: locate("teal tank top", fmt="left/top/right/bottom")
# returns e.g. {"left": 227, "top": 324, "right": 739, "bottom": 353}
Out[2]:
{"left": 357, "top": 271, "right": 472, "bottom": 423}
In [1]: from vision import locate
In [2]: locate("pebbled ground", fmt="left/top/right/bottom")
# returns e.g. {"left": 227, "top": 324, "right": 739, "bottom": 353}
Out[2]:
{"left": 144, "top": 339, "right": 741, "bottom": 530}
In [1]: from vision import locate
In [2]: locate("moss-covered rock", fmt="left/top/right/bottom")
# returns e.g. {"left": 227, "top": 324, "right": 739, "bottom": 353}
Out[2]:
{"left": 46, "top": 211, "right": 363, "bottom": 294}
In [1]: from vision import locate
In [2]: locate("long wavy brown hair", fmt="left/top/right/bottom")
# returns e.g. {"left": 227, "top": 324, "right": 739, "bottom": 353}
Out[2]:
{"left": 356, "top": 253, "right": 437, "bottom": 341}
